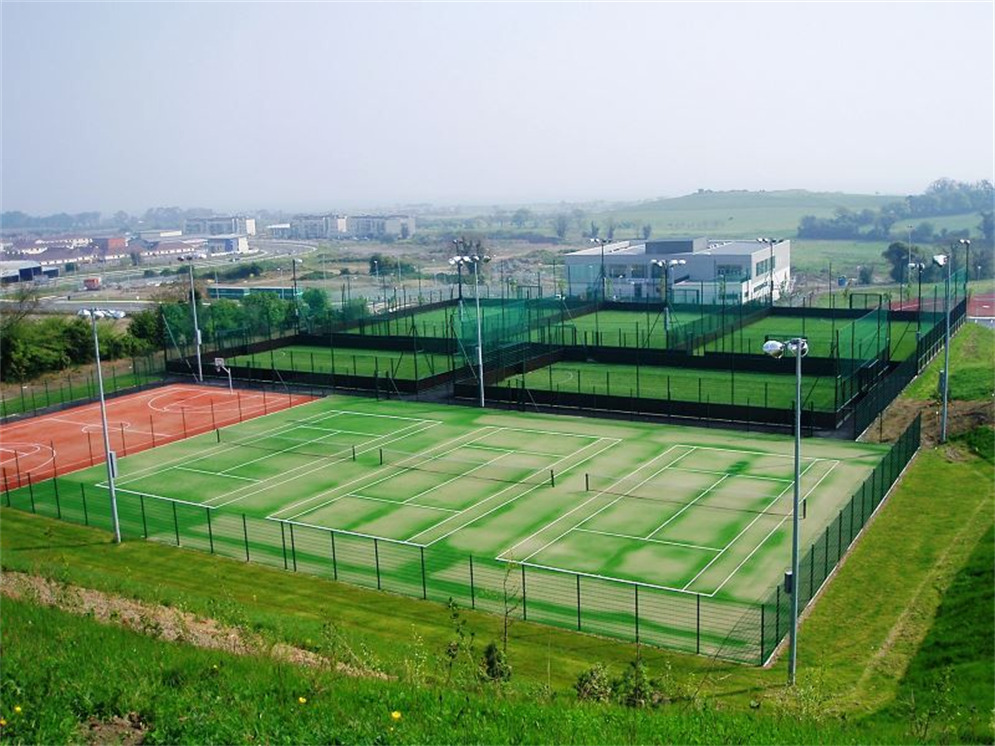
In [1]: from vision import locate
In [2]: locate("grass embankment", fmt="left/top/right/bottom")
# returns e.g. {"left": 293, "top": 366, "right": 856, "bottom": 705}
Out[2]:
{"left": 903, "top": 322, "right": 995, "bottom": 401}
{"left": 2, "top": 426, "right": 992, "bottom": 743}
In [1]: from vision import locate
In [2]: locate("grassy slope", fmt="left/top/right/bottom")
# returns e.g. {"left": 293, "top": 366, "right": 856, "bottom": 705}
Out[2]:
{"left": 903, "top": 322, "right": 995, "bottom": 401}
{"left": 2, "top": 429, "right": 992, "bottom": 743}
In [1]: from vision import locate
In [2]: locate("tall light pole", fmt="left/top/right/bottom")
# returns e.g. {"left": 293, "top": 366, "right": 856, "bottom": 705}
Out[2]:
{"left": 757, "top": 238, "right": 781, "bottom": 306}
{"left": 188, "top": 263, "right": 203, "bottom": 382}
{"left": 905, "top": 225, "right": 914, "bottom": 304}
{"left": 590, "top": 237, "right": 609, "bottom": 303}
{"left": 651, "top": 258, "right": 686, "bottom": 337}
{"left": 291, "top": 258, "right": 301, "bottom": 334}
{"left": 450, "top": 252, "right": 491, "bottom": 407}
{"left": 958, "top": 239, "right": 971, "bottom": 298}
{"left": 90, "top": 310, "right": 122, "bottom": 544}
{"left": 372, "top": 259, "right": 382, "bottom": 311}
{"left": 934, "top": 253, "right": 952, "bottom": 443}
{"left": 762, "top": 336, "right": 809, "bottom": 685}
{"left": 908, "top": 261, "right": 925, "bottom": 339}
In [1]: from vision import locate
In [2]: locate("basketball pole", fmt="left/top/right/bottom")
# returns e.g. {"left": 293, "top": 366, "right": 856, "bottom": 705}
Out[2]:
{"left": 189, "top": 263, "right": 204, "bottom": 383}
{"left": 90, "top": 310, "right": 121, "bottom": 544}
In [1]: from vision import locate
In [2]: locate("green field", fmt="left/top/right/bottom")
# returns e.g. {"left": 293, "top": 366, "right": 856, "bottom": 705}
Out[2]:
{"left": 8, "top": 394, "right": 887, "bottom": 660}
{"left": 505, "top": 360, "right": 839, "bottom": 411}
{"left": 225, "top": 344, "right": 453, "bottom": 380}
{"left": 699, "top": 315, "right": 923, "bottom": 361}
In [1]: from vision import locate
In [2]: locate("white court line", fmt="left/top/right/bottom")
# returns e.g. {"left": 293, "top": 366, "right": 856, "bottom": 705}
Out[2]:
{"left": 176, "top": 466, "right": 259, "bottom": 483}
{"left": 346, "top": 493, "right": 459, "bottom": 513}
{"left": 707, "top": 460, "right": 842, "bottom": 597}
{"left": 217, "top": 427, "right": 350, "bottom": 475}
{"left": 574, "top": 527, "right": 722, "bottom": 553}
{"left": 669, "top": 466, "right": 793, "bottom": 484}
{"left": 510, "top": 446, "right": 693, "bottom": 563}
{"left": 401, "top": 451, "right": 517, "bottom": 505}
{"left": 113, "top": 406, "right": 339, "bottom": 484}
{"left": 680, "top": 460, "right": 824, "bottom": 592}
{"left": 107, "top": 486, "right": 213, "bottom": 511}
{"left": 281, "top": 426, "right": 501, "bottom": 520}
{"left": 680, "top": 443, "right": 831, "bottom": 462}
{"left": 644, "top": 473, "right": 730, "bottom": 540}
{"left": 411, "top": 437, "right": 622, "bottom": 546}
{"left": 212, "top": 420, "right": 439, "bottom": 508}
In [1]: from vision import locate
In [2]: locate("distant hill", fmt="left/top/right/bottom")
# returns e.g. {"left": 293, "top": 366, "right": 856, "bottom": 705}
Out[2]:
{"left": 596, "top": 189, "right": 903, "bottom": 240}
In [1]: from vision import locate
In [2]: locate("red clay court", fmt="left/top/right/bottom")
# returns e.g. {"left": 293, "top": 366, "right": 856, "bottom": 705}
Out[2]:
{"left": 0, "top": 383, "right": 314, "bottom": 491}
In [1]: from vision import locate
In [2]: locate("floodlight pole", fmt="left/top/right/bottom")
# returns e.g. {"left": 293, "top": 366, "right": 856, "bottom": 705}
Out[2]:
{"left": 91, "top": 310, "right": 121, "bottom": 544}
{"left": 291, "top": 258, "right": 301, "bottom": 334}
{"left": 591, "top": 238, "right": 609, "bottom": 339}
{"left": 959, "top": 239, "right": 971, "bottom": 298}
{"left": 757, "top": 238, "right": 780, "bottom": 306}
{"left": 188, "top": 263, "right": 203, "bottom": 382}
{"left": 908, "top": 262, "right": 925, "bottom": 339}
{"left": 763, "top": 336, "right": 807, "bottom": 686}
{"left": 937, "top": 253, "right": 952, "bottom": 443}
{"left": 473, "top": 259, "right": 487, "bottom": 408}
{"left": 905, "top": 225, "right": 913, "bottom": 303}
{"left": 790, "top": 338, "right": 802, "bottom": 685}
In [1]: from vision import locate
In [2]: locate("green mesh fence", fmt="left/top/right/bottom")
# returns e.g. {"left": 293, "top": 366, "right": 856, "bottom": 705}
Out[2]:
{"left": 3, "top": 415, "right": 920, "bottom": 666}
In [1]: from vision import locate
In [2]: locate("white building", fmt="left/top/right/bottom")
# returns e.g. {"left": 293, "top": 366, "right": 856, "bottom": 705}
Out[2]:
{"left": 563, "top": 237, "right": 791, "bottom": 305}
{"left": 207, "top": 234, "right": 250, "bottom": 254}
{"left": 346, "top": 214, "right": 415, "bottom": 239}
{"left": 290, "top": 214, "right": 348, "bottom": 239}
{"left": 185, "top": 216, "right": 257, "bottom": 236}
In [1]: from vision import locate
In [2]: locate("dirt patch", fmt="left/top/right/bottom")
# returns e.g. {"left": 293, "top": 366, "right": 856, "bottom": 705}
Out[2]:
{"left": 81, "top": 712, "right": 148, "bottom": 746}
{"left": 861, "top": 397, "right": 994, "bottom": 447}
{"left": 0, "top": 570, "right": 387, "bottom": 679}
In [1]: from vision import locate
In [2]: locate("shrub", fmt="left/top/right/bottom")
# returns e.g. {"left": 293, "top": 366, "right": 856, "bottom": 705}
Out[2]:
{"left": 574, "top": 663, "right": 613, "bottom": 702}
{"left": 482, "top": 641, "right": 511, "bottom": 682}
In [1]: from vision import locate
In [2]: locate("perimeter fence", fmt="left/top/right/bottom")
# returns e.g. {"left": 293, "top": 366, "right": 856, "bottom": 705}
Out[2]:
{"left": 0, "top": 352, "right": 166, "bottom": 422}
{"left": 3, "top": 415, "right": 920, "bottom": 665}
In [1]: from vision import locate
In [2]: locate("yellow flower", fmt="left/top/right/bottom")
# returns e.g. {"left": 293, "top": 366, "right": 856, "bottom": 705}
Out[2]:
{"left": 0, "top": 718, "right": 7, "bottom": 727}
{"left": 298, "top": 697, "right": 307, "bottom": 705}
{"left": 13, "top": 707, "right": 21, "bottom": 714}
{"left": 391, "top": 711, "right": 402, "bottom": 721}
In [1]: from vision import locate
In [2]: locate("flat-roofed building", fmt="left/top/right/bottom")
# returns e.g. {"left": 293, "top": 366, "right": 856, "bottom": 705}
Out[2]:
{"left": 564, "top": 237, "right": 791, "bottom": 304}
{"left": 185, "top": 216, "right": 257, "bottom": 236}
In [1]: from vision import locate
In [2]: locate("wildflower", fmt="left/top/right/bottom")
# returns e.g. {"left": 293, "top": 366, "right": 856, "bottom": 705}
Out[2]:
{"left": 298, "top": 697, "right": 307, "bottom": 705}
{"left": 13, "top": 707, "right": 21, "bottom": 714}
{"left": 0, "top": 718, "right": 6, "bottom": 727}
{"left": 391, "top": 711, "right": 402, "bottom": 721}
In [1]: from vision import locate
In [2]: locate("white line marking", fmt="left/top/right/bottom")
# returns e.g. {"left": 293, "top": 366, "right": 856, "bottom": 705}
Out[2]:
{"left": 574, "top": 527, "right": 721, "bottom": 553}
{"left": 176, "top": 466, "right": 259, "bottom": 482}
{"left": 644, "top": 474, "right": 730, "bottom": 540}
{"left": 346, "top": 493, "right": 459, "bottom": 513}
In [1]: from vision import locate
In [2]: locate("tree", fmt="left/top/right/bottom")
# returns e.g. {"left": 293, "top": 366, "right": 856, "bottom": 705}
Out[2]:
{"left": 511, "top": 208, "right": 532, "bottom": 229}
{"left": 642, "top": 224, "right": 652, "bottom": 240}
{"left": 882, "top": 242, "right": 911, "bottom": 283}
{"left": 553, "top": 214, "right": 569, "bottom": 240}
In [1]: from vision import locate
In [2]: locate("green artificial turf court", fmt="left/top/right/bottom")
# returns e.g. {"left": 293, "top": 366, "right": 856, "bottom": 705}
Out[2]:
{"left": 35, "top": 394, "right": 886, "bottom": 609}
{"left": 224, "top": 344, "right": 454, "bottom": 379}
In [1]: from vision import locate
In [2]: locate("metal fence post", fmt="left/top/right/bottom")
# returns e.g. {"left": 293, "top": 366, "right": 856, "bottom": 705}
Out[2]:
{"left": 172, "top": 501, "right": 180, "bottom": 545}
{"left": 140, "top": 494, "right": 148, "bottom": 538}
{"left": 241, "top": 514, "right": 250, "bottom": 561}
{"left": 374, "top": 538, "right": 381, "bottom": 590}
{"left": 207, "top": 508, "right": 214, "bottom": 554}
{"left": 289, "top": 523, "right": 297, "bottom": 571}
{"left": 521, "top": 564, "right": 527, "bottom": 621}
{"left": 330, "top": 531, "right": 337, "bottom": 580}
{"left": 2, "top": 468, "right": 10, "bottom": 507}
{"left": 54, "top": 478, "right": 62, "bottom": 519}
{"left": 81, "top": 484, "right": 89, "bottom": 526}
{"left": 420, "top": 546, "right": 427, "bottom": 600}
{"left": 280, "top": 521, "right": 288, "bottom": 569}
{"left": 27, "top": 473, "right": 35, "bottom": 513}
{"left": 775, "top": 585, "right": 780, "bottom": 640}
{"left": 696, "top": 594, "right": 701, "bottom": 654}
{"left": 634, "top": 584, "right": 640, "bottom": 645}
{"left": 469, "top": 555, "right": 476, "bottom": 609}
{"left": 760, "top": 604, "right": 766, "bottom": 664}
{"left": 576, "top": 574, "right": 582, "bottom": 631}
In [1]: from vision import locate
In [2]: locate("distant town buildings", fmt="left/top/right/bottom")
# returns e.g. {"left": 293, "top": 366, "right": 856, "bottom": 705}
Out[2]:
{"left": 207, "top": 234, "right": 250, "bottom": 254}
{"left": 564, "top": 237, "right": 792, "bottom": 305}
{"left": 285, "top": 213, "right": 415, "bottom": 240}
{"left": 184, "top": 215, "right": 257, "bottom": 236}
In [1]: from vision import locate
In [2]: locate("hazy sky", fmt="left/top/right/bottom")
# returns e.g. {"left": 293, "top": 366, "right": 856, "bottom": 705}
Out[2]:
{"left": 2, "top": 2, "right": 992, "bottom": 215}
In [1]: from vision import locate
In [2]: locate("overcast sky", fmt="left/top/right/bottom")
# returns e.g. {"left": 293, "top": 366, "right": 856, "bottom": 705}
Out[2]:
{"left": 2, "top": 2, "right": 992, "bottom": 215}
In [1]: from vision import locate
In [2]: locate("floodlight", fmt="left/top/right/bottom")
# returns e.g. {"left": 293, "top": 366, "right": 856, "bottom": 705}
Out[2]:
{"left": 932, "top": 254, "right": 948, "bottom": 267}
{"left": 762, "top": 340, "right": 785, "bottom": 359}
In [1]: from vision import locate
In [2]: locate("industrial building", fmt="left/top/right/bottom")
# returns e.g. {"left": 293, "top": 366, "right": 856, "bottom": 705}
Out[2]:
{"left": 563, "top": 237, "right": 791, "bottom": 305}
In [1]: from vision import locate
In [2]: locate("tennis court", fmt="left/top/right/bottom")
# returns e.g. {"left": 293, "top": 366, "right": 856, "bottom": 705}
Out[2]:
{"left": 42, "top": 395, "right": 885, "bottom": 602}
{"left": 224, "top": 344, "right": 453, "bottom": 380}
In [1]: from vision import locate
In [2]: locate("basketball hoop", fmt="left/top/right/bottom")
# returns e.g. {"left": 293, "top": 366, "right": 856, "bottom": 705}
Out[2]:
{"left": 214, "top": 358, "right": 233, "bottom": 392}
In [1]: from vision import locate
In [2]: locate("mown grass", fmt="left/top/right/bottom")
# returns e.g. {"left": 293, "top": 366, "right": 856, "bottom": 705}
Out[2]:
{"left": 903, "top": 322, "right": 995, "bottom": 401}
{"left": 2, "top": 424, "right": 992, "bottom": 743}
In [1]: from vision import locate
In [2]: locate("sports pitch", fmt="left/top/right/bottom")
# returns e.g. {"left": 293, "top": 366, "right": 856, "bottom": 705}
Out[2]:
{"left": 58, "top": 394, "right": 887, "bottom": 604}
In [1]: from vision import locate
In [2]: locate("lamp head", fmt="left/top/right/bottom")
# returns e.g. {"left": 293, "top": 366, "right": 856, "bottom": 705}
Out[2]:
{"left": 959, "top": 238, "right": 971, "bottom": 246}
{"left": 762, "top": 340, "right": 785, "bottom": 359}
{"left": 788, "top": 338, "right": 809, "bottom": 358}
{"left": 932, "top": 254, "right": 948, "bottom": 268}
